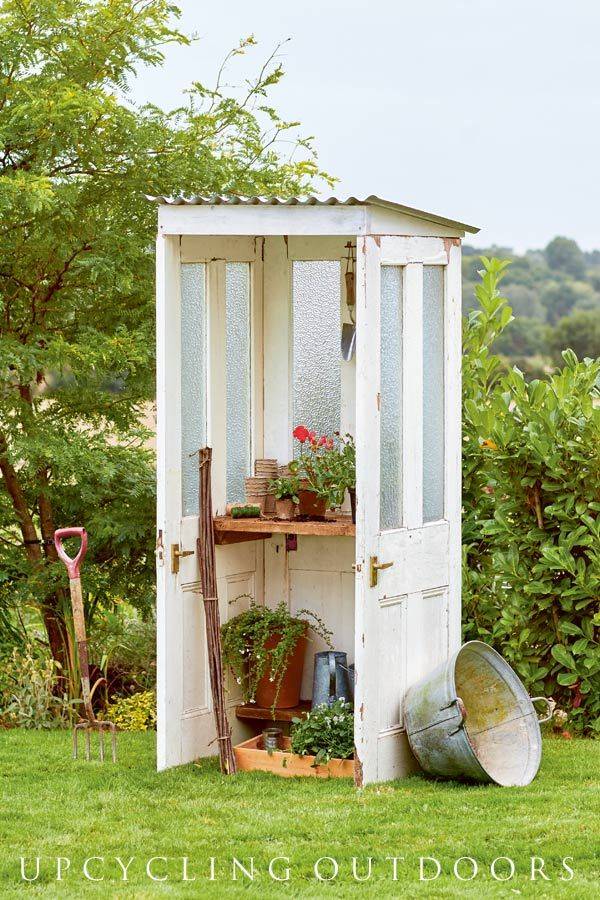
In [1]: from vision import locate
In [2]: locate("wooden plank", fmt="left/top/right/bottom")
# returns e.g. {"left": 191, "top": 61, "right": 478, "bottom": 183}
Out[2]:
{"left": 214, "top": 531, "right": 271, "bottom": 546}
{"left": 158, "top": 203, "right": 368, "bottom": 237}
{"left": 156, "top": 234, "right": 184, "bottom": 771}
{"left": 354, "top": 233, "right": 382, "bottom": 786}
{"left": 214, "top": 515, "right": 355, "bottom": 537}
{"left": 235, "top": 701, "right": 310, "bottom": 723}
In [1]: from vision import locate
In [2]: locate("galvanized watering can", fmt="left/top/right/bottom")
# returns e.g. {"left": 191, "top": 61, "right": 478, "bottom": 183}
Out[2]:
{"left": 403, "top": 641, "right": 553, "bottom": 786}
{"left": 312, "top": 651, "right": 352, "bottom": 708}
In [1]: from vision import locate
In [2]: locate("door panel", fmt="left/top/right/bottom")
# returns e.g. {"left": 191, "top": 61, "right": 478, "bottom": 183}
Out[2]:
{"left": 157, "top": 237, "right": 261, "bottom": 770}
{"left": 354, "top": 234, "right": 461, "bottom": 785}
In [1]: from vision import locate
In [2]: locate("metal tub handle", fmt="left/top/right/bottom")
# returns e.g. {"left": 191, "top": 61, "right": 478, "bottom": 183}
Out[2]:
{"left": 443, "top": 697, "right": 467, "bottom": 736}
{"left": 530, "top": 697, "right": 554, "bottom": 724}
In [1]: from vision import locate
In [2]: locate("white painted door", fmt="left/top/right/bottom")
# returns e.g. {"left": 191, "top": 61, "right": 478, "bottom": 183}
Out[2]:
{"left": 354, "top": 235, "right": 462, "bottom": 785}
{"left": 156, "top": 235, "right": 262, "bottom": 770}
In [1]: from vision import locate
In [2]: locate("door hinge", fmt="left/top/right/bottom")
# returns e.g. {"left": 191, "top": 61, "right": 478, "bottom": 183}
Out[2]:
{"left": 171, "top": 543, "right": 194, "bottom": 574}
{"left": 369, "top": 555, "right": 394, "bottom": 588}
{"left": 155, "top": 530, "right": 164, "bottom": 567}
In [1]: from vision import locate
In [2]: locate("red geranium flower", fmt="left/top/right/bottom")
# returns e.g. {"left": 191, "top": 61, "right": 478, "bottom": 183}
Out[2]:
{"left": 293, "top": 425, "right": 310, "bottom": 443}
{"left": 318, "top": 435, "right": 327, "bottom": 446}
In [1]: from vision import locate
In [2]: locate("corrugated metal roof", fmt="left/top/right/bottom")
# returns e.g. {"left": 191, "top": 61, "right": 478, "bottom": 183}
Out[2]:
{"left": 148, "top": 193, "right": 479, "bottom": 233}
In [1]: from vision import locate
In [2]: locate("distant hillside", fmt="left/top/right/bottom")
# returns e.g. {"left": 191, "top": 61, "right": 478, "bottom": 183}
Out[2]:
{"left": 462, "top": 238, "right": 600, "bottom": 376}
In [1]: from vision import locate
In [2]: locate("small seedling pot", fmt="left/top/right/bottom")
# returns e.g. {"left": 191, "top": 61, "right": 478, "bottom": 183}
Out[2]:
{"left": 275, "top": 498, "right": 296, "bottom": 520}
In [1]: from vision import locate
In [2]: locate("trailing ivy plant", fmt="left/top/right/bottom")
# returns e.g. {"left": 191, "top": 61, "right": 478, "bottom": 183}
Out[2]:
{"left": 290, "top": 699, "right": 354, "bottom": 766}
{"left": 463, "top": 258, "right": 600, "bottom": 735}
{"left": 221, "top": 600, "right": 332, "bottom": 706}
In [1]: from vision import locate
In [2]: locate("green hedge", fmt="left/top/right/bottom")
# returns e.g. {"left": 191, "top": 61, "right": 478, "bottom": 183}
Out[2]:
{"left": 463, "top": 259, "right": 600, "bottom": 736}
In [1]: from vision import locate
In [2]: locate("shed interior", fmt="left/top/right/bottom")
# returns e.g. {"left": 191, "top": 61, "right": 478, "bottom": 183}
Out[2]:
{"left": 178, "top": 234, "right": 357, "bottom": 735}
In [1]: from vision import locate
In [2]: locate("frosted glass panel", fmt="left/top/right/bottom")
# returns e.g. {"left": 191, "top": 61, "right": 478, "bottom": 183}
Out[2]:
{"left": 380, "top": 266, "right": 403, "bottom": 530}
{"left": 226, "top": 263, "right": 251, "bottom": 503}
{"left": 181, "top": 264, "right": 207, "bottom": 517}
{"left": 292, "top": 261, "right": 341, "bottom": 446}
{"left": 423, "top": 265, "right": 445, "bottom": 522}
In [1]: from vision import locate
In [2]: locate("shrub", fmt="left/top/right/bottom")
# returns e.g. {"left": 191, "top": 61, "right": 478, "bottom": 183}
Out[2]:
{"left": 0, "top": 646, "right": 73, "bottom": 729}
{"left": 290, "top": 699, "right": 354, "bottom": 766}
{"left": 463, "top": 259, "right": 600, "bottom": 735}
{"left": 106, "top": 690, "right": 156, "bottom": 731}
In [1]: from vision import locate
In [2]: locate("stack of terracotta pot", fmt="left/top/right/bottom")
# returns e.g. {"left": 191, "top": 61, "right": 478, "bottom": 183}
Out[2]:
{"left": 245, "top": 459, "right": 278, "bottom": 514}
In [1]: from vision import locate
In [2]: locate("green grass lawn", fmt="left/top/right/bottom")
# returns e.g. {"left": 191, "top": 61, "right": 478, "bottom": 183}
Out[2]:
{"left": 0, "top": 731, "right": 598, "bottom": 898}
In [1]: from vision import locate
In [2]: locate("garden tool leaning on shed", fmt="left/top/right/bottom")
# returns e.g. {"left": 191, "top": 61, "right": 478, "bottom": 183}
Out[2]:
{"left": 54, "top": 527, "right": 117, "bottom": 762}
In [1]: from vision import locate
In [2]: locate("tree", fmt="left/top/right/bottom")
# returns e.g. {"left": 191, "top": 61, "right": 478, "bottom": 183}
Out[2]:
{"left": 494, "top": 315, "right": 546, "bottom": 358}
{"left": 544, "top": 236, "right": 586, "bottom": 280}
{"left": 0, "top": 0, "right": 328, "bottom": 670}
{"left": 547, "top": 309, "right": 600, "bottom": 366}
{"left": 541, "top": 280, "right": 581, "bottom": 325}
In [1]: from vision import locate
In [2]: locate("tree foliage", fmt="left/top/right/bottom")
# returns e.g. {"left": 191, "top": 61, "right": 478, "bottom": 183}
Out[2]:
{"left": 463, "top": 259, "right": 600, "bottom": 735}
{"left": 0, "top": 0, "right": 328, "bottom": 670}
{"left": 462, "top": 238, "right": 600, "bottom": 370}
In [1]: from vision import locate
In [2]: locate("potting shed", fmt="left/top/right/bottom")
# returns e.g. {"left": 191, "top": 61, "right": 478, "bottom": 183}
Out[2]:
{"left": 154, "top": 194, "right": 479, "bottom": 785}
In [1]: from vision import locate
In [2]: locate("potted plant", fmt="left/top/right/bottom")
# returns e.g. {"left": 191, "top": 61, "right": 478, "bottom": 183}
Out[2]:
{"left": 221, "top": 601, "right": 332, "bottom": 710}
{"left": 290, "top": 699, "right": 354, "bottom": 767}
{"left": 290, "top": 426, "right": 356, "bottom": 519}
{"left": 268, "top": 475, "right": 300, "bottom": 521}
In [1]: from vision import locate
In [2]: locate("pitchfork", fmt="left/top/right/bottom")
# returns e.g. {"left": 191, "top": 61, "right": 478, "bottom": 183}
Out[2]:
{"left": 54, "top": 527, "right": 117, "bottom": 762}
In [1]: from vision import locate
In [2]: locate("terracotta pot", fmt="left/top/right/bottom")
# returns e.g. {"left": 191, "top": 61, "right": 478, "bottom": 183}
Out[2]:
{"left": 275, "top": 497, "right": 296, "bottom": 520}
{"left": 254, "top": 630, "right": 308, "bottom": 709}
{"left": 298, "top": 489, "right": 327, "bottom": 519}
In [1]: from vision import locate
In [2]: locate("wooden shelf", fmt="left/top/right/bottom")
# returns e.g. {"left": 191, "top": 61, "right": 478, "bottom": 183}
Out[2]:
{"left": 214, "top": 514, "right": 355, "bottom": 544}
{"left": 235, "top": 701, "right": 311, "bottom": 723}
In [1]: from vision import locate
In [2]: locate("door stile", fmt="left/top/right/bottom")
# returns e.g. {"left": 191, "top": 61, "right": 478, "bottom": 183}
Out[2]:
{"left": 208, "top": 260, "right": 226, "bottom": 514}
{"left": 354, "top": 234, "right": 382, "bottom": 786}
{"left": 156, "top": 234, "right": 184, "bottom": 770}
{"left": 444, "top": 242, "right": 462, "bottom": 651}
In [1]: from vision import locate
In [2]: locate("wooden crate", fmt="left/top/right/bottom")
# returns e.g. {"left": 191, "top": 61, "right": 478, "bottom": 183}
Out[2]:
{"left": 234, "top": 735, "right": 354, "bottom": 779}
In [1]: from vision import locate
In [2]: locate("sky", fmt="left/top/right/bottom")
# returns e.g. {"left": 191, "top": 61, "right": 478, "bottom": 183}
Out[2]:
{"left": 130, "top": 0, "right": 600, "bottom": 252}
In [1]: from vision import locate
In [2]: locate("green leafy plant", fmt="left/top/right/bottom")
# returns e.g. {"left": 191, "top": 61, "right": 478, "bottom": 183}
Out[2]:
{"left": 463, "top": 258, "right": 600, "bottom": 735}
{"left": 0, "top": 646, "right": 73, "bottom": 729}
{"left": 290, "top": 699, "right": 354, "bottom": 766}
{"left": 106, "top": 690, "right": 156, "bottom": 732}
{"left": 268, "top": 475, "right": 300, "bottom": 502}
{"left": 289, "top": 427, "right": 355, "bottom": 507}
{"left": 221, "top": 601, "right": 332, "bottom": 705}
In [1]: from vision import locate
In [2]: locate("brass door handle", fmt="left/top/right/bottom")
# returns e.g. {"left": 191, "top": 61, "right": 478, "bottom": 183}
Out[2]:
{"left": 171, "top": 544, "right": 194, "bottom": 574}
{"left": 369, "top": 555, "right": 394, "bottom": 588}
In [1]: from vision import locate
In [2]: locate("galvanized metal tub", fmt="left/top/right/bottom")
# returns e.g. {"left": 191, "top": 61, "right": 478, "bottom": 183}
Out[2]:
{"left": 403, "top": 641, "right": 552, "bottom": 786}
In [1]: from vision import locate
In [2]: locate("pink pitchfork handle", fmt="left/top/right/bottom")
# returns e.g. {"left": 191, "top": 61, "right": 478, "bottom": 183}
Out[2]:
{"left": 54, "top": 527, "right": 88, "bottom": 579}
